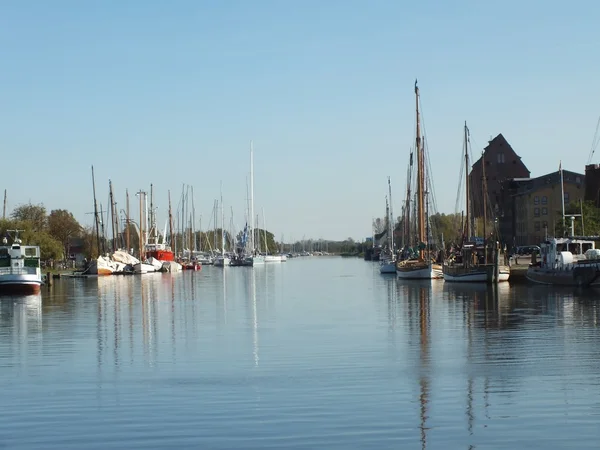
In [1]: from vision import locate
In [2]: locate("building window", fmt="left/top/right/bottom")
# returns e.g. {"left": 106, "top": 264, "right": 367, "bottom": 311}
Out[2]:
{"left": 542, "top": 207, "right": 548, "bottom": 215}
{"left": 535, "top": 221, "right": 541, "bottom": 232}
{"left": 564, "top": 192, "right": 570, "bottom": 204}
{"left": 542, "top": 221, "right": 548, "bottom": 229}
{"left": 497, "top": 152, "right": 505, "bottom": 163}
{"left": 576, "top": 176, "right": 581, "bottom": 184}
{"left": 541, "top": 195, "right": 548, "bottom": 205}
{"left": 534, "top": 207, "right": 540, "bottom": 217}
{"left": 534, "top": 196, "right": 539, "bottom": 205}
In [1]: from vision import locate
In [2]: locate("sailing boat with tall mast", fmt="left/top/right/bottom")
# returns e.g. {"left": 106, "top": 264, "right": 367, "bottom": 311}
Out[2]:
{"left": 442, "top": 122, "right": 510, "bottom": 283}
{"left": 380, "top": 177, "right": 396, "bottom": 273}
{"left": 244, "top": 141, "right": 264, "bottom": 266}
{"left": 214, "top": 183, "right": 231, "bottom": 267}
{"left": 396, "top": 81, "right": 442, "bottom": 280}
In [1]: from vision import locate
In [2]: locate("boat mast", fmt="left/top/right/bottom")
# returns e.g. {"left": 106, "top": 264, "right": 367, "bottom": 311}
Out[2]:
{"left": 144, "top": 189, "right": 149, "bottom": 248}
{"left": 464, "top": 122, "right": 471, "bottom": 242}
{"left": 560, "top": 161, "right": 566, "bottom": 235}
{"left": 250, "top": 141, "right": 255, "bottom": 254}
{"left": 385, "top": 196, "right": 390, "bottom": 251}
{"left": 149, "top": 183, "right": 154, "bottom": 244}
{"left": 482, "top": 151, "right": 488, "bottom": 262}
{"left": 126, "top": 189, "right": 130, "bottom": 252}
{"left": 109, "top": 180, "right": 117, "bottom": 252}
{"left": 168, "top": 190, "right": 174, "bottom": 253}
{"left": 2, "top": 189, "right": 6, "bottom": 219}
{"left": 388, "top": 176, "right": 394, "bottom": 254}
{"left": 220, "top": 181, "right": 225, "bottom": 257}
{"left": 137, "top": 190, "right": 144, "bottom": 259}
{"left": 415, "top": 81, "right": 425, "bottom": 259}
{"left": 91, "top": 166, "right": 102, "bottom": 256}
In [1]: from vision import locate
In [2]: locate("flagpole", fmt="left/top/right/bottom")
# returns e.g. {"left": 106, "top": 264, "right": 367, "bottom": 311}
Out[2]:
{"left": 560, "top": 161, "right": 566, "bottom": 235}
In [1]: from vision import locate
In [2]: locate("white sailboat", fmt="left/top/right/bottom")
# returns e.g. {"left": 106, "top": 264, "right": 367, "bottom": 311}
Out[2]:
{"left": 245, "top": 141, "right": 265, "bottom": 266}
{"left": 396, "top": 81, "right": 443, "bottom": 280}
{"left": 214, "top": 184, "right": 231, "bottom": 267}
{"left": 380, "top": 177, "right": 396, "bottom": 274}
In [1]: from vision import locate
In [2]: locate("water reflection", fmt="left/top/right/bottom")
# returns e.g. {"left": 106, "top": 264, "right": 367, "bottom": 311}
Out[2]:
{"left": 1, "top": 261, "right": 600, "bottom": 449}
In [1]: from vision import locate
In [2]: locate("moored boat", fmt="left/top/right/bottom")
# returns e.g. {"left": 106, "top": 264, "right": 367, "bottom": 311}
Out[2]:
{"left": 526, "top": 237, "right": 600, "bottom": 286}
{"left": 0, "top": 231, "right": 43, "bottom": 295}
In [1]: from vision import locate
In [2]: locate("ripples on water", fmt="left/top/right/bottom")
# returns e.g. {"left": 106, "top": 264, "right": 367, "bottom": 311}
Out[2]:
{"left": 0, "top": 258, "right": 599, "bottom": 449}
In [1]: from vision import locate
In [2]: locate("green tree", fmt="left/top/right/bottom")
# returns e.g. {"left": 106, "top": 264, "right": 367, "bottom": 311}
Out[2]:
{"left": 555, "top": 201, "right": 600, "bottom": 237}
{"left": 48, "top": 209, "right": 82, "bottom": 260}
{"left": 11, "top": 203, "right": 47, "bottom": 231}
{"left": 0, "top": 218, "right": 63, "bottom": 261}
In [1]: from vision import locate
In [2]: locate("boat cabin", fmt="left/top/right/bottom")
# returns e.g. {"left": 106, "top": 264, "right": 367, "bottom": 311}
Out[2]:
{"left": 538, "top": 238, "right": 595, "bottom": 270}
{"left": 0, "top": 236, "right": 41, "bottom": 272}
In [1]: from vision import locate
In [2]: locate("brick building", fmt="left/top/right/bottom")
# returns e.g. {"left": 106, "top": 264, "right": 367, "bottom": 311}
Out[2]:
{"left": 499, "top": 169, "right": 585, "bottom": 246}
{"left": 469, "top": 134, "right": 530, "bottom": 218}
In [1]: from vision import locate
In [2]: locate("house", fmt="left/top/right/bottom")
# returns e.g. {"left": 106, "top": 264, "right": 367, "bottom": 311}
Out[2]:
{"left": 499, "top": 169, "right": 585, "bottom": 246}
{"left": 68, "top": 237, "right": 86, "bottom": 266}
{"left": 469, "top": 134, "right": 530, "bottom": 218}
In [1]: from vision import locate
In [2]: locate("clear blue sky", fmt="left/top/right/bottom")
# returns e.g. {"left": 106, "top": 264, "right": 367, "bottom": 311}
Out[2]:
{"left": 1, "top": 0, "right": 599, "bottom": 241}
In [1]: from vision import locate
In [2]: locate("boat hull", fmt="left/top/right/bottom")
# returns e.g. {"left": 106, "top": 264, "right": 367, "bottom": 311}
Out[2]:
{"left": 0, "top": 276, "right": 42, "bottom": 295}
{"left": 443, "top": 264, "right": 510, "bottom": 283}
{"left": 396, "top": 262, "right": 443, "bottom": 279}
{"left": 264, "top": 255, "right": 283, "bottom": 263}
{"left": 526, "top": 266, "right": 598, "bottom": 286}
{"left": 379, "top": 260, "right": 396, "bottom": 274}
{"left": 133, "top": 263, "right": 158, "bottom": 274}
{"left": 214, "top": 257, "right": 231, "bottom": 267}
{"left": 146, "top": 250, "right": 174, "bottom": 262}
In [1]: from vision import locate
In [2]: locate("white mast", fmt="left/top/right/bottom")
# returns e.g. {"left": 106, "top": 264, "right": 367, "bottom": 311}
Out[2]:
{"left": 250, "top": 140, "right": 255, "bottom": 254}
{"left": 220, "top": 181, "right": 225, "bottom": 257}
{"left": 388, "top": 176, "right": 394, "bottom": 253}
{"left": 560, "top": 161, "right": 566, "bottom": 234}
{"left": 144, "top": 190, "right": 149, "bottom": 248}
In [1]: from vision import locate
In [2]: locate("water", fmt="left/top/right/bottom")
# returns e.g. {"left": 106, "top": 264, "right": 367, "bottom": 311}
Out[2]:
{"left": 1, "top": 258, "right": 600, "bottom": 449}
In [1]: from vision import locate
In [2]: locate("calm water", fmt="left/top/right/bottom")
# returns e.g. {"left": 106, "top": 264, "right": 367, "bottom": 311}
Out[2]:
{"left": 1, "top": 258, "right": 600, "bottom": 449}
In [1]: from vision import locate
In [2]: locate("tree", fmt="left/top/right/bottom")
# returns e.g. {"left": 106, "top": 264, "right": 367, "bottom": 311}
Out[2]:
{"left": 48, "top": 209, "right": 82, "bottom": 260}
{"left": 555, "top": 201, "right": 600, "bottom": 237}
{"left": 0, "top": 218, "right": 63, "bottom": 261}
{"left": 254, "top": 228, "right": 277, "bottom": 253}
{"left": 11, "top": 203, "right": 47, "bottom": 231}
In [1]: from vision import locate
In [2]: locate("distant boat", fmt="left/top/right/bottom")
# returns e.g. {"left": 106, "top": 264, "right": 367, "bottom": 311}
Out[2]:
{"left": 380, "top": 177, "right": 397, "bottom": 274}
{"left": 214, "top": 185, "right": 231, "bottom": 268}
{"left": 0, "top": 230, "right": 43, "bottom": 295}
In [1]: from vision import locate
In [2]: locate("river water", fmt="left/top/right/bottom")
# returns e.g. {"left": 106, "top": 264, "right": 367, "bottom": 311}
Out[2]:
{"left": 0, "top": 257, "right": 599, "bottom": 449}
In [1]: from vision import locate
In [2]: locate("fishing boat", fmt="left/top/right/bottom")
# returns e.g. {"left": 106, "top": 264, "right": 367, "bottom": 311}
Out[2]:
{"left": 396, "top": 81, "right": 442, "bottom": 280}
{"left": 442, "top": 123, "right": 509, "bottom": 284}
{"left": 0, "top": 230, "right": 43, "bottom": 295}
{"left": 526, "top": 237, "right": 599, "bottom": 286}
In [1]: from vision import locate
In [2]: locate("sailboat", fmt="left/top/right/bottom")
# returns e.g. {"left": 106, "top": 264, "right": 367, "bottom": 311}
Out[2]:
{"left": 214, "top": 186, "right": 231, "bottom": 267}
{"left": 380, "top": 177, "right": 396, "bottom": 274}
{"left": 396, "top": 81, "right": 443, "bottom": 280}
{"left": 442, "top": 122, "right": 510, "bottom": 283}
{"left": 243, "top": 141, "right": 264, "bottom": 266}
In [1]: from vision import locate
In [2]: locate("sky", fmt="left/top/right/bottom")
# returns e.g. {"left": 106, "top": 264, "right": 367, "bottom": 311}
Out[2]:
{"left": 1, "top": 0, "right": 599, "bottom": 241}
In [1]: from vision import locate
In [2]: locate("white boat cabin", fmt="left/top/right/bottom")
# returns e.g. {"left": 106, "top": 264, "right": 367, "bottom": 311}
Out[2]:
{"left": 0, "top": 236, "right": 41, "bottom": 274}
{"left": 538, "top": 238, "right": 595, "bottom": 270}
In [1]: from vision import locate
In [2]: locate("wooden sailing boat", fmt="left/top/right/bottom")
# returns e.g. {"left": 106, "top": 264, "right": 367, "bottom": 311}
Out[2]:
{"left": 396, "top": 81, "right": 443, "bottom": 279}
{"left": 442, "top": 122, "right": 510, "bottom": 283}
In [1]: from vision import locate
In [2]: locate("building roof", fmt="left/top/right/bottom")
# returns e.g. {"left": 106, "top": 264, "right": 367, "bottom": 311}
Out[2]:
{"left": 506, "top": 169, "right": 584, "bottom": 197}
{"left": 471, "top": 133, "right": 528, "bottom": 172}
